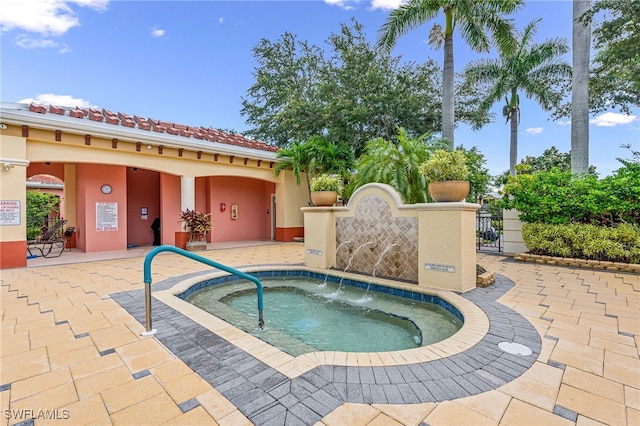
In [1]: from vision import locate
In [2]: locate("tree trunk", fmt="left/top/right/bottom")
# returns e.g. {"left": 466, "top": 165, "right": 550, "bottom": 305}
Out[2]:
{"left": 509, "top": 108, "right": 518, "bottom": 176}
{"left": 442, "top": 12, "right": 455, "bottom": 149}
{"left": 571, "top": 0, "right": 591, "bottom": 174}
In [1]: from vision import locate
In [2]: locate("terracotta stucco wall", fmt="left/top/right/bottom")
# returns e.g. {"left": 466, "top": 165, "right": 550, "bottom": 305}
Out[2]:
{"left": 126, "top": 168, "right": 160, "bottom": 246}
{"left": 206, "top": 176, "right": 274, "bottom": 242}
{"left": 76, "top": 164, "right": 127, "bottom": 252}
{"left": 160, "top": 173, "right": 182, "bottom": 245}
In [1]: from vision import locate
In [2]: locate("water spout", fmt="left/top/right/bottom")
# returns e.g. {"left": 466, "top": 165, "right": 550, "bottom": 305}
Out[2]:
{"left": 324, "top": 240, "right": 353, "bottom": 284}
{"left": 364, "top": 243, "right": 399, "bottom": 297}
{"left": 335, "top": 241, "right": 373, "bottom": 293}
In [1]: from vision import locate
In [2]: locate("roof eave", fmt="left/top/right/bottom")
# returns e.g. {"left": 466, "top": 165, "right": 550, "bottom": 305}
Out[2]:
{"left": 0, "top": 106, "right": 280, "bottom": 162}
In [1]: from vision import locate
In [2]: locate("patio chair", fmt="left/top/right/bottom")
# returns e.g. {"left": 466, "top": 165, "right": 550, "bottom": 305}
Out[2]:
{"left": 27, "top": 219, "right": 68, "bottom": 258}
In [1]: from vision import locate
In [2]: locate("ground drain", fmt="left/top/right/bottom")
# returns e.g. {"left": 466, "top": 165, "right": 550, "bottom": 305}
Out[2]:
{"left": 498, "top": 341, "right": 533, "bottom": 356}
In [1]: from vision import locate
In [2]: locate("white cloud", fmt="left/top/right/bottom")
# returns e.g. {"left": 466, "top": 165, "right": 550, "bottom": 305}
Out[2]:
{"left": 589, "top": 112, "right": 638, "bottom": 127}
{"left": 0, "top": 0, "right": 108, "bottom": 36}
{"left": 18, "top": 94, "right": 93, "bottom": 108}
{"left": 323, "top": 0, "right": 355, "bottom": 10}
{"left": 557, "top": 120, "right": 571, "bottom": 126}
{"left": 150, "top": 26, "right": 165, "bottom": 38}
{"left": 218, "top": 17, "right": 224, "bottom": 24}
{"left": 14, "top": 34, "right": 70, "bottom": 53}
{"left": 370, "top": 0, "right": 406, "bottom": 10}
{"left": 525, "top": 127, "right": 544, "bottom": 135}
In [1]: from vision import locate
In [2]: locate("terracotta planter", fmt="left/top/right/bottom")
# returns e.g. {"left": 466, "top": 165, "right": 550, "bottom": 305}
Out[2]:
{"left": 175, "top": 231, "right": 189, "bottom": 250}
{"left": 310, "top": 191, "right": 338, "bottom": 207}
{"left": 428, "top": 181, "right": 470, "bottom": 202}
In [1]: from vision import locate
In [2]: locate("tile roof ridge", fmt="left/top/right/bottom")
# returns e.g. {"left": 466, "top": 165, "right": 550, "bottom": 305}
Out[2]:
{"left": 22, "top": 102, "right": 278, "bottom": 153}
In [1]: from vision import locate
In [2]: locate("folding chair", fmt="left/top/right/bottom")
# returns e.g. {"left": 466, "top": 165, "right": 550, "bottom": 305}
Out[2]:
{"left": 27, "top": 219, "right": 68, "bottom": 258}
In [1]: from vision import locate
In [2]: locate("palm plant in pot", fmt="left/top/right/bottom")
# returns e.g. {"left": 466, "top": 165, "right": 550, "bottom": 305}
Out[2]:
{"left": 419, "top": 149, "right": 471, "bottom": 202}
{"left": 309, "top": 174, "right": 344, "bottom": 207}
{"left": 179, "top": 209, "right": 212, "bottom": 251}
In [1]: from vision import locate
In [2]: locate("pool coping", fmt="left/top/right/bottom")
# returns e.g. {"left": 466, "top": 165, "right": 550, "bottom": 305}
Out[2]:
{"left": 111, "top": 266, "right": 542, "bottom": 425}
{"left": 156, "top": 265, "right": 490, "bottom": 379}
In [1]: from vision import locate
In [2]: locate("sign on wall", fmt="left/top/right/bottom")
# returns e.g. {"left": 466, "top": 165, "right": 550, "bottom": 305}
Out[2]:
{"left": 0, "top": 200, "right": 21, "bottom": 226}
{"left": 96, "top": 202, "right": 118, "bottom": 231}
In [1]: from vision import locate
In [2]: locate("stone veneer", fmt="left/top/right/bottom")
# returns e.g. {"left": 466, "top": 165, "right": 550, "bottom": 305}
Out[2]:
{"left": 302, "top": 183, "right": 480, "bottom": 293}
{"left": 336, "top": 194, "right": 418, "bottom": 282}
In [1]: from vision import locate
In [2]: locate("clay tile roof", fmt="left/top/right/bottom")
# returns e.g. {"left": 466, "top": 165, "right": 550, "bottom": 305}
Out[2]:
{"left": 23, "top": 102, "right": 278, "bottom": 153}
{"left": 29, "top": 103, "right": 47, "bottom": 114}
{"left": 49, "top": 105, "right": 65, "bottom": 115}
{"left": 27, "top": 174, "right": 63, "bottom": 185}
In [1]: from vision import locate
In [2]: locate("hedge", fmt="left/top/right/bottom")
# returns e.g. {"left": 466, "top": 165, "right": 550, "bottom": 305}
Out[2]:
{"left": 522, "top": 222, "right": 640, "bottom": 264}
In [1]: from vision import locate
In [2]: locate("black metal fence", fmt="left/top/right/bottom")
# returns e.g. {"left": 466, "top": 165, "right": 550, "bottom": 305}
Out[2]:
{"left": 477, "top": 209, "right": 503, "bottom": 253}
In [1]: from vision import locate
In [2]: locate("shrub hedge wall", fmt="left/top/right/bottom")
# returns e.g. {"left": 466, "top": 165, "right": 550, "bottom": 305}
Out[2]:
{"left": 502, "top": 163, "right": 640, "bottom": 264}
{"left": 522, "top": 223, "right": 640, "bottom": 264}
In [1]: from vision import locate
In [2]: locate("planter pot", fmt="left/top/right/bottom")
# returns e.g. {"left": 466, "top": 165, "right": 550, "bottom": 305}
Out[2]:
{"left": 310, "top": 191, "right": 338, "bottom": 207}
{"left": 428, "top": 181, "right": 470, "bottom": 202}
{"left": 185, "top": 241, "right": 207, "bottom": 251}
{"left": 175, "top": 231, "right": 190, "bottom": 250}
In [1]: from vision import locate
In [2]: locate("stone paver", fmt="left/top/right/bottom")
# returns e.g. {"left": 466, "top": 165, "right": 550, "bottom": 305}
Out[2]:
{"left": 0, "top": 243, "right": 638, "bottom": 425}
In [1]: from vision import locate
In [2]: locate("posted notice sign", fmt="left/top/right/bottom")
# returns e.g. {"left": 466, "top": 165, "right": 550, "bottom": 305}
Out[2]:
{"left": 0, "top": 200, "right": 21, "bottom": 226}
{"left": 96, "top": 202, "right": 118, "bottom": 231}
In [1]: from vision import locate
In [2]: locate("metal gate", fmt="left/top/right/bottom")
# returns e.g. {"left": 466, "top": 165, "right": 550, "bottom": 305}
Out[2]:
{"left": 477, "top": 209, "right": 503, "bottom": 253}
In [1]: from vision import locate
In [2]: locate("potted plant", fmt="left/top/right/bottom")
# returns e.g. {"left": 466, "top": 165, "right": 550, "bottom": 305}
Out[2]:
{"left": 179, "top": 209, "right": 212, "bottom": 251}
{"left": 309, "top": 174, "right": 344, "bottom": 206}
{"left": 419, "top": 150, "right": 471, "bottom": 202}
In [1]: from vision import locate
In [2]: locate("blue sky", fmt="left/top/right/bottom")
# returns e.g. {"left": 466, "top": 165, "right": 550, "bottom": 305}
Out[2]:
{"left": 2, "top": 0, "right": 638, "bottom": 178}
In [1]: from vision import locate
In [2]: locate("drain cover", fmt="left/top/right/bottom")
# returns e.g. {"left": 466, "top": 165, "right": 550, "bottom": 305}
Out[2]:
{"left": 498, "top": 341, "right": 533, "bottom": 356}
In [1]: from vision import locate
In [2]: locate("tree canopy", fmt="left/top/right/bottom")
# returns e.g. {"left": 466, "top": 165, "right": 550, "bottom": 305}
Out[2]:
{"left": 554, "top": 0, "right": 640, "bottom": 117}
{"left": 241, "top": 19, "right": 490, "bottom": 156}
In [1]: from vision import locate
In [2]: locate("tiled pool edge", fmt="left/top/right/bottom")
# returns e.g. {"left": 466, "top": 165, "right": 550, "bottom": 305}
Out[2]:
{"left": 159, "top": 265, "right": 489, "bottom": 376}
{"left": 111, "top": 272, "right": 542, "bottom": 425}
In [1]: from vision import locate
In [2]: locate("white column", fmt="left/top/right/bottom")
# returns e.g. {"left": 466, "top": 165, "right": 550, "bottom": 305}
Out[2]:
{"left": 180, "top": 176, "right": 195, "bottom": 211}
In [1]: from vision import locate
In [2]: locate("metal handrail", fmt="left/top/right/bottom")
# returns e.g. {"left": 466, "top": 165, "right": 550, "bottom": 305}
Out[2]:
{"left": 141, "top": 245, "right": 264, "bottom": 336}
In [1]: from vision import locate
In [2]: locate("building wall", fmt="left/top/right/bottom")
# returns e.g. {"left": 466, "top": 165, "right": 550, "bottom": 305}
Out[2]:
{"left": 126, "top": 168, "right": 160, "bottom": 246}
{"left": 0, "top": 135, "right": 28, "bottom": 268}
{"left": 160, "top": 173, "right": 182, "bottom": 246}
{"left": 206, "top": 176, "right": 274, "bottom": 242}
{"left": 0, "top": 120, "right": 302, "bottom": 267}
{"left": 275, "top": 170, "right": 308, "bottom": 241}
{"left": 76, "top": 164, "right": 128, "bottom": 252}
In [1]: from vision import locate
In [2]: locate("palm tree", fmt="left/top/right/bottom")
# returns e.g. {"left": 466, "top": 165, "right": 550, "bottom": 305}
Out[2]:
{"left": 354, "top": 128, "right": 447, "bottom": 203}
{"left": 274, "top": 136, "right": 355, "bottom": 204}
{"left": 376, "top": 0, "right": 522, "bottom": 149}
{"left": 463, "top": 19, "right": 571, "bottom": 176}
{"left": 571, "top": 0, "right": 591, "bottom": 174}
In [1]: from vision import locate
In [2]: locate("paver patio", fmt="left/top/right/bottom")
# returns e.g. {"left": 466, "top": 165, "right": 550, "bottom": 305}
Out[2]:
{"left": 1, "top": 242, "right": 638, "bottom": 425}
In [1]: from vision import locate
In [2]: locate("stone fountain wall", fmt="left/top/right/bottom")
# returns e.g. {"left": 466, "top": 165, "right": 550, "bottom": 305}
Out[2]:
{"left": 335, "top": 194, "right": 418, "bottom": 282}
{"left": 302, "top": 183, "right": 481, "bottom": 293}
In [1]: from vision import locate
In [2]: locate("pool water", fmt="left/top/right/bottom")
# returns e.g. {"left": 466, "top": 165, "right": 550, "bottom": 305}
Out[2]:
{"left": 184, "top": 277, "right": 462, "bottom": 356}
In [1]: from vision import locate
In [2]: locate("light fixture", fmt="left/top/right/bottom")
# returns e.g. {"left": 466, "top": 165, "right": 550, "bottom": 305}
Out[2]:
{"left": 0, "top": 158, "right": 29, "bottom": 171}
{"left": 147, "top": 145, "right": 153, "bottom": 150}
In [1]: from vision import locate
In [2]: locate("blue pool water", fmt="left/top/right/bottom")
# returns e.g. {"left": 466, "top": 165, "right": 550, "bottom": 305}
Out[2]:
{"left": 183, "top": 275, "right": 463, "bottom": 356}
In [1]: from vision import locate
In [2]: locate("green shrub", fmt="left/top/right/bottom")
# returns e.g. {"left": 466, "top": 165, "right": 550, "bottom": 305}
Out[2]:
{"left": 522, "top": 223, "right": 640, "bottom": 264}
{"left": 26, "top": 191, "right": 59, "bottom": 240}
{"left": 501, "top": 163, "right": 640, "bottom": 225}
{"left": 310, "top": 174, "right": 344, "bottom": 194}
{"left": 419, "top": 149, "right": 470, "bottom": 182}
